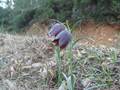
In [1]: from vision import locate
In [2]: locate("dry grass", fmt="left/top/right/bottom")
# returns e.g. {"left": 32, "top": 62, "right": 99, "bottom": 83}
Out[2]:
{"left": 0, "top": 33, "right": 120, "bottom": 90}
{"left": 0, "top": 33, "right": 57, "bottom": 90}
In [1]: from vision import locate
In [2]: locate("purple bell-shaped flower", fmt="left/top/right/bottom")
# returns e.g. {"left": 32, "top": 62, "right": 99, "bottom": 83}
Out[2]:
{"left": 48, "top": 23, "right": 65, "bottom": 37}
{"left": 48, "top": 23, "right": 72, "bottom": 49}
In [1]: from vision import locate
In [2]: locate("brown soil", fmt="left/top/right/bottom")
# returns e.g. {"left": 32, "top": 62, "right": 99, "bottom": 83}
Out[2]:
{"left": 73, "top": 22, "right": 120, "bottom": 47}
{"left": 26, "top": 22, "right": 120, "bottom": 48}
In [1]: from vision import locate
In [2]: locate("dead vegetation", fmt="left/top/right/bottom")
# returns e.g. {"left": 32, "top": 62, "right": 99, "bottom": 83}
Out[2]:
{"left": 0, "top": 28, "right": 120, "bottom": 90}
{"left": 0, "top": 33, "right": 57, "bottom": 90}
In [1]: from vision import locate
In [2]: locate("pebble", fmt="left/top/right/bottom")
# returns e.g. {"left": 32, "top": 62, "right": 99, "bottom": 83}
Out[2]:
{"left": 81, "top": 50, "right": 87, "bottom": 55}
{"left": 32, "top": 63, "right": 42, "bottom": 68}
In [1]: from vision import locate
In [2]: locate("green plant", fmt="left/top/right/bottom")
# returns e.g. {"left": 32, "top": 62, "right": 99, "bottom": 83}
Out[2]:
{"left": 59, "top": 73, "right": 76, "bottom": 90}
{"left": 0, "top": 25, "right": 5, "bottom": 32}
{"left": 55, "top": 46, "right": 63, "bottom": 85}
{"left": 53, "top": 22, "right": 77, "bottom": 87}
{"left": 109, "top": 49, "right": 117, "bottom": 64}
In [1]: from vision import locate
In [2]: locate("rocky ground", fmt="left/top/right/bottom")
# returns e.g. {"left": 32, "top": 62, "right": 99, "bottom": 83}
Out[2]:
{"left": 0, "top": 22, "right": 120, "bottom": 90}
{"left": 0, "top": 32, "right": 120, "bottom": 90}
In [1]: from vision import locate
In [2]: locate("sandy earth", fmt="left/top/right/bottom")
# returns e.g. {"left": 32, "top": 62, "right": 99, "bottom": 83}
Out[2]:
{"left": 73, "top": 22, "right": 120, "bottom": 47}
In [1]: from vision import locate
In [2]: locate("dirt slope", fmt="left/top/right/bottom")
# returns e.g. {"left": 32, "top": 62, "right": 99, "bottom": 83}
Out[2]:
{"left": 26, "top": 22, "right": 120, "bottom": 48}
{"left": 0, "top": 33, "right": 120, "bottom": 90}
{"left": 0, "top": 22, "right": 120, "bottom": 90}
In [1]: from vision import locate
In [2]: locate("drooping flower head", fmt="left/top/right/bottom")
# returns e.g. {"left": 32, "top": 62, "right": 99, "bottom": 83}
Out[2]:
{"left": 48, "top": 22, "right": 72, "bottom": 49}
{"left": 48, "top": 23, "right": 65, "bottom": 37}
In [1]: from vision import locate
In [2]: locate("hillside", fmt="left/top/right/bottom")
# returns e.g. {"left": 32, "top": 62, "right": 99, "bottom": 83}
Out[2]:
{"left": 0, "top": 0, "right": 120, "bottom": 89}
{"left": 0, "top": 23, "right": 120, "bottom": 90}
{"left": 26, "top": 22, "right": 120, "bottom": 47}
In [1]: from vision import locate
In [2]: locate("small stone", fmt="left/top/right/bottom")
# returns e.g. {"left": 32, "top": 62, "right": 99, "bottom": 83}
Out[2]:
{"left": 81, "top": 50, "right": 87, "bottom": 55}
{"left": 108, "top": 38, "right": 113, "bottom": 41}
{"left": 106, "top": 57, "right": 111, "bottom": 60}
{"left": 26, "top": 60, "right": 32, "bottom": 65}
{"left": 32, "top": 63, "right": 42, "bottom": 68}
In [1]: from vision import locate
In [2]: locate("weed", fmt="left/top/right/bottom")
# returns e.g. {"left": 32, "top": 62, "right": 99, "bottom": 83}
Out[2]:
{"left": 54, "top": 46, "right": 63, "bottom": 85}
